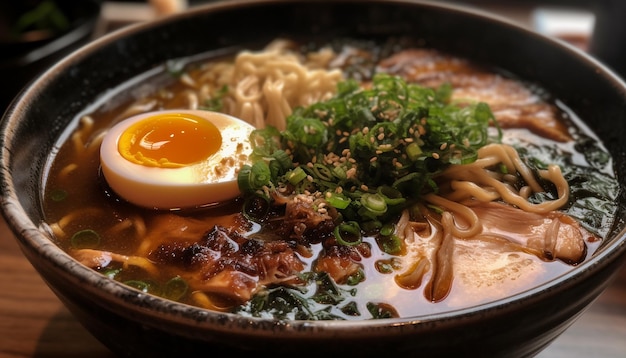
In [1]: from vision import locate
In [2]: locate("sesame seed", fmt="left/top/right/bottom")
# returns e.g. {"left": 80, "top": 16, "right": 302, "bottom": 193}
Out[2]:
{"left": 360, "top": 184, "right": 369, "bottom": 191}
{"left": 370, "top": 157, "right": 378, "bottom": 162}
{"left": 440, "top": 143, "right": 448, "bottom": 150}
{"left": 432, "top": 153, "right": 440, "bottom": 159}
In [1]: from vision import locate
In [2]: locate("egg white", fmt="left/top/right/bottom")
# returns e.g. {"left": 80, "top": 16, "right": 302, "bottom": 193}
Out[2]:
{"left": 100, "top": 110, "right": 255, "bottom": 209}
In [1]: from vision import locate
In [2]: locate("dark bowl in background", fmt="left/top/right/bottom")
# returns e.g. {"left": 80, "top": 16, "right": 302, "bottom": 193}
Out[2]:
{"left": 1, "top": 1, "right": 625, "bottom": 357}
{"left": 0, "top": 0, "right": 101, "bottom": 112}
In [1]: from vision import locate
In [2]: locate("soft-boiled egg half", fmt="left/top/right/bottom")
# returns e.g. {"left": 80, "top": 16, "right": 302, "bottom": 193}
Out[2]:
{"left": 100, "top": 110, "right": 255, "bottom": 210}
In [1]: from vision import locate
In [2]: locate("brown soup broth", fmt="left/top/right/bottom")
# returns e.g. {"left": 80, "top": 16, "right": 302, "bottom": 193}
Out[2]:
{"left": 42, "top": 39, "right": 619, "bottom": 320}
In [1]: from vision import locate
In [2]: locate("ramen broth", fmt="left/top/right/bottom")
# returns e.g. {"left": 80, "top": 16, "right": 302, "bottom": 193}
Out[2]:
{"left": 42, "top": 39, "right": 619, "bottom": 319}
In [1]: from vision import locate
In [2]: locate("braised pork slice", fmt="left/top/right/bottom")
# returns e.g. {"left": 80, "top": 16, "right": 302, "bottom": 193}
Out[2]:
{"left": 149, "top": 225, "right": 306, "bottom": 303}
{"left": 469, "top": 201, "right": 590, "bottom": 264}
{"left": 377, "top": 49, "right": 572, "bottom": 142}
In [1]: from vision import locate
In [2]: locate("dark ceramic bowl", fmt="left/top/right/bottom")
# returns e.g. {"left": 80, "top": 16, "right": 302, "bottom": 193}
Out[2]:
{"left": 1, "top": 1, "right": 626, "bottom": 357}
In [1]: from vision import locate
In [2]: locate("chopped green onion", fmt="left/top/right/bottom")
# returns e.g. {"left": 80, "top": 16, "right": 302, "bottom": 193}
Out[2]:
{"left": 163, "top": 276, "right": 188, "bottom": 301}
{"left": 286, "top": 167, "right": 307, "bottom": 185}
{"left": 360, "top": 193, "right": 387, "bottom": 216}
{"left": 334, "top": 221, "right": 362, "bottom": 246}
{"left": 124, "top": 280, "right": 152, "bottom": 293}
{"left": 332, "top": 166, "right": 347, "bottom": 180}
{"left": 405, "top": 142, "right": 422, "bottom": 161}
{"left": 70, "top": 229, "right": 100, "bottom": 249}
{"left": 270, "top": 149, "right": 293, "bottom": 175}
{"left": 49, "top": 189, "right": 67, "bottom": 202}
{"left": 242, "top": 194, "right": 271, "bottom": 223}
{"left": 238, "top": 161, "right": 272, "bottom": 192}
{"left": 346, "top": 269, "right": 365, "bottom": 286}
{"left": 458, "top": 150, "right": 479, "bottom": 165}
{"left": 379, "top": 234, "right": 403, "bottom": 255}
{"left": 377, "top": 186, "right": 406, "bottom": 206}
{"left": 326, "top": 192, "right": 351, "bottom": 209}
{"left": 360, "top": 220, "right": 382, "bottom": 233}
{"left": 380, "top": 223, "right": 395, "bottom": 236}
{"left": 239, "top": 74, "right": 497, "bottom": 236}
{"left": 312, "top": 163, "right": 334, "bottom": 181}
{"left": 101, "top": 268, "right": 122, "bottom": 279}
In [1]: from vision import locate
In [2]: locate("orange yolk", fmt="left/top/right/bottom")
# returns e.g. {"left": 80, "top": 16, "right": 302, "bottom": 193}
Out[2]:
{"left": 118, "top": 112, "right": 222, "bottom": 168}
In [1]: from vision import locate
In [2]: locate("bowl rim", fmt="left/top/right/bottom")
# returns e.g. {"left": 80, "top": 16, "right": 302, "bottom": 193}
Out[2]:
{"left": 1, "top": 0, "right": 626, "bottom": 336}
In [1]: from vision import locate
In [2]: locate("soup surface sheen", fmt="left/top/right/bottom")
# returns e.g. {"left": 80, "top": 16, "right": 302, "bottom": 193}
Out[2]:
{"left": 43, "top": 38, "right": 620, "bottom": 320}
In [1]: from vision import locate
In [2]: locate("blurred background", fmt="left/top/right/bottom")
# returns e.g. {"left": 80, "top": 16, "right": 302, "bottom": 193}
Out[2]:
{"left": 1, "top": 0, "right": 623, "bottom": 114}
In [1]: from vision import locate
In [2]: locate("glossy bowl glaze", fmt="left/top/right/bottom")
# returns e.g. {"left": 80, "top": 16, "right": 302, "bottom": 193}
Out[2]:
{"left": 1, "top": 1, "right": 626, "bottom": 357}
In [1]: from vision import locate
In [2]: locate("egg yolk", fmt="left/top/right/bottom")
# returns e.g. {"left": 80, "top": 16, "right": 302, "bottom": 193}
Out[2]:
{"left": 118, "top": 112, "right": 222, "bottom": 168}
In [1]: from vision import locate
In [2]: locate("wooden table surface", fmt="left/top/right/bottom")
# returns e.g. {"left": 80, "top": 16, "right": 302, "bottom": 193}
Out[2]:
{"left": 1, "top": 215, "right": 625, "bottom": 357}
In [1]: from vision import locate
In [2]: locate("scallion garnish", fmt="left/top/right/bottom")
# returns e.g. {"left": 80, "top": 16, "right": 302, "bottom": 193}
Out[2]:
{"left": 70, "top": 229, "right": 100, "bottom": 249}
{"left": 239, "top": 73, "right": 499, "bottom": 246}
{"left": 334, "top": 221, "right": 362, "bottom": 246}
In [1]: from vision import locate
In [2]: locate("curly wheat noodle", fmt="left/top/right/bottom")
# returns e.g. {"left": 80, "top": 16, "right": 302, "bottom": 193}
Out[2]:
{"left": 425, "top": 143, "right": 569, "bottom": 241}
{"left": 441, "top": 144, "right": 542, "bottom": 192}
{"left": 426, "top": 211, "right": 455, "bottom": 302}
{"left": 424, "top": 193, "right": 482, "bottom": 238}
{"left": 195, "top": 42, "right": 342, "bottom": 130}
{"left": 70, "top": 116, "right": 95, "bottom": 157}
{"left": 441, "top": 144, "right": 568, "bottom": 206}
{"left": 160, "top": 41, "right": 340, "bottom": 130}
{"left": 49, "top": 207, "right": 105, "bottom": 239}
{"left": 57, "top": 163, "right": 78, "bottom": 182}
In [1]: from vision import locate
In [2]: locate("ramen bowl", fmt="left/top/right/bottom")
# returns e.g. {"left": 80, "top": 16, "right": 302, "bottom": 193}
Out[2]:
{"left": 1, "top": 1, "right": 626, "bottom": 357}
